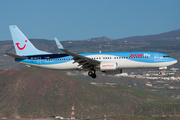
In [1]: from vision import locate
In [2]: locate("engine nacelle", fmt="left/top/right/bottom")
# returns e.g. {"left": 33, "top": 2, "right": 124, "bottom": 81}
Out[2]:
{"left": 100, "top": 62, "right": 118, "bottom": 71}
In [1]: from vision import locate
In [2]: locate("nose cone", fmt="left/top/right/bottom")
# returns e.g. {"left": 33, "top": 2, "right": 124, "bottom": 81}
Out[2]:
{"left": 171, "top": 58, "right": 177, "bottom": 65}
{"left": 174, "top": 60, "right": 177, "bottom": 64}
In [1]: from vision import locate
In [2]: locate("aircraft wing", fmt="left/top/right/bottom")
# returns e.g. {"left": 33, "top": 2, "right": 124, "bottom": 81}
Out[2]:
{"left": 54, "top": 38, "right": 100, "bottom": 68}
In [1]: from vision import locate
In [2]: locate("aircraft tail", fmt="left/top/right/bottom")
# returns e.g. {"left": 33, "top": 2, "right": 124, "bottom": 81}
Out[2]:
{"left": 9, "top": 25, "right": 51, "bottom": 56}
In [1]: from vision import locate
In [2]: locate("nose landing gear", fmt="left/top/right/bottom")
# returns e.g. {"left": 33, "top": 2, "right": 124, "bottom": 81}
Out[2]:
{"left": 88, "top": 69, "right": 96, "bottom": 78}
{"left": 158, "top": 71, "right": 162, "bottom": 75}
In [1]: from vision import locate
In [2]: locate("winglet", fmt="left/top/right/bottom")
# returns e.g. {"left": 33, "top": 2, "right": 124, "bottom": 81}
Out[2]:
{"left": 54, "top": 37, "right": 64, "bottom": 50}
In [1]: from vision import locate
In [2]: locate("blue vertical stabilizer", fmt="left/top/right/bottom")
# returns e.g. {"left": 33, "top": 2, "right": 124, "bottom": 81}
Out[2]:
{"left": 9, "top": 25, "right": 51, "bottom": 56}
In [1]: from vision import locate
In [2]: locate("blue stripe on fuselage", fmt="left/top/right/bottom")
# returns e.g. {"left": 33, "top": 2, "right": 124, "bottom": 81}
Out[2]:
{"left": 15, "top": 51, "right": 176, "bottom": 65}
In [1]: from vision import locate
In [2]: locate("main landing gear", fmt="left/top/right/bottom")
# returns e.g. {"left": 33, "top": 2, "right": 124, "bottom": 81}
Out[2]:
{"left": 88, "top": 69, "right": 96, "bottom": 78}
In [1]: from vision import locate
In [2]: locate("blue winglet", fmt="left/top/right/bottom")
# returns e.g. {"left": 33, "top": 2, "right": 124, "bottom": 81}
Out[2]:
{"left": 54, "top": 37, "right": 64, "bottom": 50}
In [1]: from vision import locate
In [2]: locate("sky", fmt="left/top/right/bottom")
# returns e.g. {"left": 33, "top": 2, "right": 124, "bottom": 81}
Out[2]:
{"left": 0, "top": 0, "right": 180, "bottom": 41}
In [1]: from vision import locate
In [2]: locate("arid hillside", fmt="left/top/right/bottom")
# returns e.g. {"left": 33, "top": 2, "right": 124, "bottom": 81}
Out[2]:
{"left": 0, "top": 67, "right": 180, "bottom": 119}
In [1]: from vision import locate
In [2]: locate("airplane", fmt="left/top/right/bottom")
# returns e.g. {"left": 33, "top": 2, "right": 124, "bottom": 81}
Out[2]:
{"left": 4, "top": 25, "right": 177, "bottom": 78}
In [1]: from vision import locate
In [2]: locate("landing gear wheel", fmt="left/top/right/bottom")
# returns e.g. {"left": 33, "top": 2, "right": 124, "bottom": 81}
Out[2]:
{"left": 88, "top": 70, "right": 94, "bottom": 76}
{"left": 88, "top": 69, "right": 97, "bottom": 78}
{"left": 91, "top": 74, "right": 96, "bottom": 79}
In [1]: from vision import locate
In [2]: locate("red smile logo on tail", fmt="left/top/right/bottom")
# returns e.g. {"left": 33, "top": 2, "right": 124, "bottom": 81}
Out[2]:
{"left": 16, "top": 40, "right": 27, "bottom": 50}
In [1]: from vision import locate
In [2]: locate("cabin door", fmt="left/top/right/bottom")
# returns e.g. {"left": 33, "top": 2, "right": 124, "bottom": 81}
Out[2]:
{"left": 37, "top": 57, "right": 41, "bottom": 65}
{"left": 154, "top": 54, "right": 158, "bottom": 62}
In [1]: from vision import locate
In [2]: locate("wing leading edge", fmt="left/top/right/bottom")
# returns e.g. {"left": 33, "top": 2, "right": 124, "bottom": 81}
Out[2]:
{"left": 54, "top": 38, "right": 100, "bottom": 69}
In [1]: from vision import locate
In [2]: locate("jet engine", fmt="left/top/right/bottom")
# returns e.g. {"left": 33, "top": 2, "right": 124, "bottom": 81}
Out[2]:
{"left": 100, "top": 62, "right": 118, "bottom": 71}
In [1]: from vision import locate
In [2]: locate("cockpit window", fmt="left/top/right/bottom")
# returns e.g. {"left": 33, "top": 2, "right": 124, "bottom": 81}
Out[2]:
{"left": 163, "top": 55, "right": 170, "bottom": 58}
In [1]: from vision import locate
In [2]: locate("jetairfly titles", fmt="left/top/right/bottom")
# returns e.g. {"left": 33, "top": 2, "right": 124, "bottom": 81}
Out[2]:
{"left": 4, "top": 25, "right": 177, "bottom": 78}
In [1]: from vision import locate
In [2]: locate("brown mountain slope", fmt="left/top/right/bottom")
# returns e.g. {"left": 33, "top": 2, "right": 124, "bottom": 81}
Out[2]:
{"left": 0, "top": 67, "right": 134, "bottom": 118}
{"left": 0, "top": 67, "right": 180, "bottom": 119}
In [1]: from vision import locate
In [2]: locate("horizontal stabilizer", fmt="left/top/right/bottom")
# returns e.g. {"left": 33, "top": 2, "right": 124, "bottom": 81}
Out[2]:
{"left": 4, "top": 52, "right": 27, "bottom": 59}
